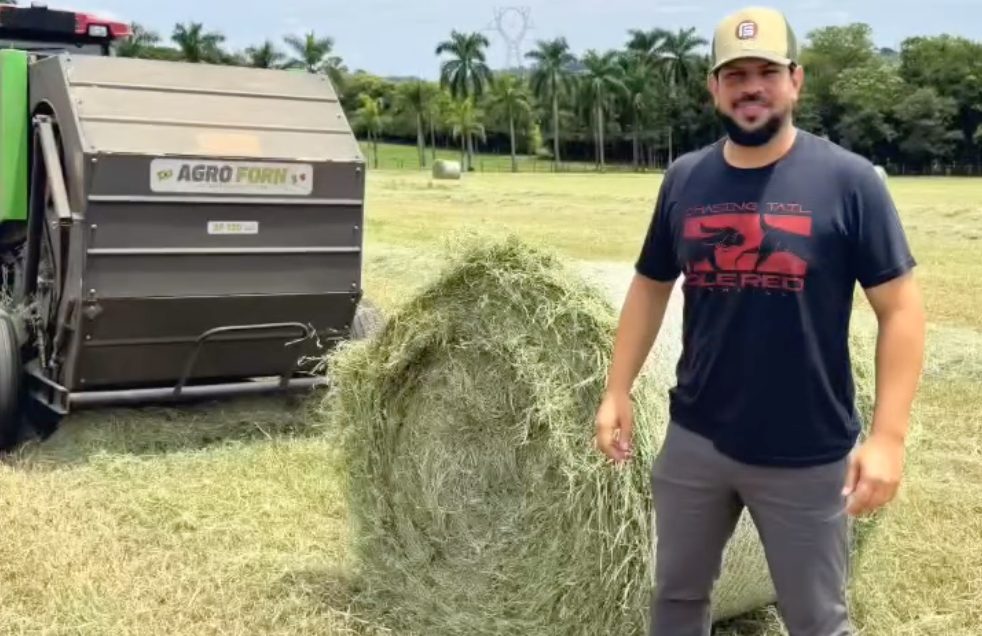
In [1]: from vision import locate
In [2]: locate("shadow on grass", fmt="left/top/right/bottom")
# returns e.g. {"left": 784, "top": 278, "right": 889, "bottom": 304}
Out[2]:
{"left": 273, "top": 566, "right": 395, "bottom": 636}
{"left": 275, "top": 562, "right": 788, "bottom": 636}
{"left": 4, "top": 390, "right": 327, "bottom": 470}
{"left": 713, "top": 605, "right": 787, "bottom": 635}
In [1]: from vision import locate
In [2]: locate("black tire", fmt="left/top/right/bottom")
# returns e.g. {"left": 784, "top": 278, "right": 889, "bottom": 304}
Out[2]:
{"left": 0, "top": 312, "right": 23, "bottom": 450}
{"left": 351, "top": 298, "right": 384, "bottom": 341}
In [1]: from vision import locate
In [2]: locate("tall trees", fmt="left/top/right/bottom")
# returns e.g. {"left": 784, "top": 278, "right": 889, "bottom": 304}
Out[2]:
{"left": 435, "top": 31, "right": 494, "bottom": 100}
{"left": 619, "top": 51, "right": 659, "bottom": 169}
{"left": 285, "top": 31, "right": 346, "bottom": 89}
{"left": 899, "top": 35, "right": 982, "bottom": 164}
{"left": 436, "top": 31, "right": 494, "bottom": 169}
{"left": 526, "top": 38, "right": 577, "bottom": 170}
{"left": 580, "top": 50, "right": 626, "bottom": 169}
{"left": 487, "top": 74, "right": 534, "bottom": 172}
{"left": 109, "top": 15, "right": 982, "bottom": 173}
{"left": 171, "top": 22, "right": 226, "bottom": 64}
{"left": 355, "top": 95, "right": 387, "bottom": 170}
{"left": 798, "top": 24, "right": 878, "bottom": 139}
{"left": 894, "top": 88, "right": 961, "bottom": 170}
{"left": 831, "top": 60, "right": 904, "bottom": 162}
{"left": 245, "top": 40, "right": 285, "bottom": 69}
{"left": 448, "top": 99, "right": 486, "bottom": 171}
{"left": 116, "top": 24, "right": 161, "bottom": 58}
{"left": 658, "top": 27, "right": 708, "bottom": 164}
{"left": 395, "top": 81, "right": 437, "bottom": 168}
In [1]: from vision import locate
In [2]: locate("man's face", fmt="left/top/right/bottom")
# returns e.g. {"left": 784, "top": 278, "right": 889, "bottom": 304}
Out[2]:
{"left": 708, "top": 58, "right": 804, "bottom": 146}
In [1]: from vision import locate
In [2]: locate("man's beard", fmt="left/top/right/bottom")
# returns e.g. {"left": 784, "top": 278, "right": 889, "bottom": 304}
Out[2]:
{"left": 716, "top": 106, "right": 789, "bottom": 147}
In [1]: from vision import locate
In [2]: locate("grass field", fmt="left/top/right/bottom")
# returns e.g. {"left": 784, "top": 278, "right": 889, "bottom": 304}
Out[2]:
{"left": 360, "top": 141, "right": 650, "bottom": 173}
{"left": 1, "top": 167, "right": 980, "bottom": 635}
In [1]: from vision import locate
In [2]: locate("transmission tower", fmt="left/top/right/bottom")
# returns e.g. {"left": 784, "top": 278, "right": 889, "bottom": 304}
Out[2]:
{"left": 489, "top": 6, "right": 533, "bottom": 73}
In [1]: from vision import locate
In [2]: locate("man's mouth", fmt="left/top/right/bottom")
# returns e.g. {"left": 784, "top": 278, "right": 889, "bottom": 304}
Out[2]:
{"left": 735, "top": 99, "right": 769, "bottom": 120}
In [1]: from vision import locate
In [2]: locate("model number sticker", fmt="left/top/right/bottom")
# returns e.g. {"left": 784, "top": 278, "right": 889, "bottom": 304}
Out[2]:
{"left": 208, "top": 221, "right": 258, "bottom": 235}
{"left": 151, "top": 158, "right": 313, "bottom": 195}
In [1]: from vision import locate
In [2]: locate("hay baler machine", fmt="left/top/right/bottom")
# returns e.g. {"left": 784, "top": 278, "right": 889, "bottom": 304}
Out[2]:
{"left": 0, "top": 4, "right": 375, "bottom": 447}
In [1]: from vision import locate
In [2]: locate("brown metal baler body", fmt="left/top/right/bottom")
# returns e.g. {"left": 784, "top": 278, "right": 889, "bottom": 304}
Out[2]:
{"left": 26, "top": 54, "right": 365, "bottom": 411}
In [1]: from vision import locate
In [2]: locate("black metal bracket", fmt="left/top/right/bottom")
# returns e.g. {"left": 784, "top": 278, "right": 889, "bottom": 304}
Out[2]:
{"left": 174, "top": 322, "right": 314, "bottom": 397}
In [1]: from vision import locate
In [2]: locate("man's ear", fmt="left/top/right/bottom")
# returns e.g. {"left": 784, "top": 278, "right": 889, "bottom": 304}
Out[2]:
{"left": 707, "top": 71, "right": 720, "bottom": 104}
{"left": 792, "top": 64, "right": 805, "bottom": 95}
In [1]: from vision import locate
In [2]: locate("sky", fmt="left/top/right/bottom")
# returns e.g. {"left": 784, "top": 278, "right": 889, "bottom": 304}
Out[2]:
{"left": 60, "top": 0, "right": 982, "bottom": 79}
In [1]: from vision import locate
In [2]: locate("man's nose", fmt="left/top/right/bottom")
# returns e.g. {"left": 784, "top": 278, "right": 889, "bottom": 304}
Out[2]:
{"left": 741, "top": 72, "right": 768, "bottom": 92}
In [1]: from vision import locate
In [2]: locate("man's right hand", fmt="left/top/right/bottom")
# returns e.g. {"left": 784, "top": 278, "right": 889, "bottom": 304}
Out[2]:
{"left": 595, "top": 390, "right": 635, "bottom": 463}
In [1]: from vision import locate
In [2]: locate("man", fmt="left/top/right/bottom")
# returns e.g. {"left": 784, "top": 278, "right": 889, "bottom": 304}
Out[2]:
{"left": 594, "top": 6, "right": 925, "bottom": 636}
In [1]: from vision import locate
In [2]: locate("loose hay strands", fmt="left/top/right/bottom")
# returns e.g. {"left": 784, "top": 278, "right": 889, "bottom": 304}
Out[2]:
{"left": 321, "top": 235, "right": 791, "bottom": 635}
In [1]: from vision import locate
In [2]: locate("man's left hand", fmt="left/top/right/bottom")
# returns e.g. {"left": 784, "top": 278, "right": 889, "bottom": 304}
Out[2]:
{"left": 842, "top": 432, "right": 907, "bottom": 517}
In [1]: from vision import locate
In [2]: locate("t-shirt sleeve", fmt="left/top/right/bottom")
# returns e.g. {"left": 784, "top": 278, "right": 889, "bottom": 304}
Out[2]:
{"left": 850, "top": 164, "right": 917, "bottom": 289}
{"left": 635, "top": 175, "right": 681, "bottom": 282}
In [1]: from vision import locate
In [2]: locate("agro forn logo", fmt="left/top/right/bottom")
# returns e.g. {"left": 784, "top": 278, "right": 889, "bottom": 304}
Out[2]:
{"left": 736, "top": 20, "right": 757, "bottom": 39}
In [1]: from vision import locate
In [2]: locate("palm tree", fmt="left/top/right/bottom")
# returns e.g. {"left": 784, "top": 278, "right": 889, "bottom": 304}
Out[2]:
{"left": 447, "top": 98, "right": 486, "bottom": 172}
{"left": 435, "top": 31, "right": 494, "bottom": 100}
{"left": 427, "top": 88, "right": 454, "bottom": 163}
{"left": 626, "top": 28, "right": 670, "bottom": 62}
{"left": 395, "top": 80, "right": 437, "bottom": 169}
{"left": 284, "top": 31, "right": 346, "bottom": 88}
{"left": 116, "top": 23, "right": 160, "bottom": 58}
{"left": 620, "top": 51, "right": 656, "bottom": 170}
{"left": 245, "top": 40, "right": 285, "bottom": 69}
{"left": 171, "top": 22, "right": 226, "bottom": 63}
{"left": 487, "top": 74, "right": 534, "bottom": 172}
{"left": 354, "top": 95, "right": 387, "bottom": 169}
{"left": 659, "top": 27, "right": 708, "bottom": 163}
{"left": 525, "top": 38, "right": 577, "bottom": 170}
{"left": 580, "top": 50, "right": 627, "bottom": 170}
{"left": 436, "top": 30, "right": 493, "bottom": 170}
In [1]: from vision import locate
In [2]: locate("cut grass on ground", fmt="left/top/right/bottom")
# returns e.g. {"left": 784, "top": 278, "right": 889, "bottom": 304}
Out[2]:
{"left": 1, "top": 170, "right": 980, "bottom": 635}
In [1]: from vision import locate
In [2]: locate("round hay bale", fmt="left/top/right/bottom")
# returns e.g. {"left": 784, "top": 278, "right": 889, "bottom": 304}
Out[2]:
{"left": 433, "top": 159, "right": 462, "bottom": 180}
{"left": 874, "top": 165, "right": 888, "bottom": 182}
{"left": 322, "top": 235, "right": 779, "bottom": 635}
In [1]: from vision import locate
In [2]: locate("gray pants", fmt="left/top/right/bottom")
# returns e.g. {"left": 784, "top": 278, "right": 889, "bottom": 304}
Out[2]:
{"left": 649, "top": 422, "right": 853, "bottom": 636}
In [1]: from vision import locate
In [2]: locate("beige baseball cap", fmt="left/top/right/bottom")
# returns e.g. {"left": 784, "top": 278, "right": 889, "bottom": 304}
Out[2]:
{"left": 710, "top": 6, "right": 799, "bottom": 73}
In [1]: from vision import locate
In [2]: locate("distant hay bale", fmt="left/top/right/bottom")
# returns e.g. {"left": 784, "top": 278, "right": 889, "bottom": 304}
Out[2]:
{"left": 432, "top": 159, "right": 462, "bottom": 180}
{"left": 322, "top": 235, "right": 786, "bottom": 635}
{"left": 875, "top": 165, "right": 888, "bottom": 181}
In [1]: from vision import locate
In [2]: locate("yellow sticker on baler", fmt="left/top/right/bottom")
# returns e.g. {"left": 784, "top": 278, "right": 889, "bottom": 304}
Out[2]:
{"left": 150, "top": 159, "right": 313, "bottom": 195}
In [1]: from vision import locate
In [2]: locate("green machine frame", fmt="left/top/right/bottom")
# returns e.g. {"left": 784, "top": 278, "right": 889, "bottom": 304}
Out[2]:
{"left": 0, "top": 49, "right": 28, "bottom": 224}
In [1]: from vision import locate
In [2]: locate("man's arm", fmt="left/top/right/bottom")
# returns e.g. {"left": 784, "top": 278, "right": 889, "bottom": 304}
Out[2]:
{"left": 595, "top": 273, "right": 675, "bottom": 462}
{"left": 842, "top": 160, "right": 925, "bottom": 515}
{"left": 864, "top": 271, "right": 926, "bottom": 446}
{"left": 596, "top": 168, "right": 680, "bottom": 462}
{"left": 844, "top": 270, "right": 925, "bottom": 516}
{"left": 866, "top": 274, "right": 925, "bottom": 443}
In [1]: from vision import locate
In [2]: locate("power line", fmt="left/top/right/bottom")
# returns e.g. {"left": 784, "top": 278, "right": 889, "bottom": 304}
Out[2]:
{"left": 486, "top": 6, "right": 533, "bottom": 73}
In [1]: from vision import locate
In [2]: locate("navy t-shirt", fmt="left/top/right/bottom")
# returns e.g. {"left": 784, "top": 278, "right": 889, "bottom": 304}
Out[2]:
{"left": 635, "top": 130, "right": 916, "bottom": 467}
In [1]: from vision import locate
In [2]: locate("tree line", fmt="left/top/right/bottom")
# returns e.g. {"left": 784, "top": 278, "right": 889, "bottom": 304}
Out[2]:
{"left": 119, "top": 22, "right": 982, "bottom": 175}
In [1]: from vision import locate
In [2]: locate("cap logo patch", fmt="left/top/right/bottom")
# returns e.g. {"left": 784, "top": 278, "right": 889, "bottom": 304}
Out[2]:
{"left": 736, "top": 20, "right": 757, "bottom": 39}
